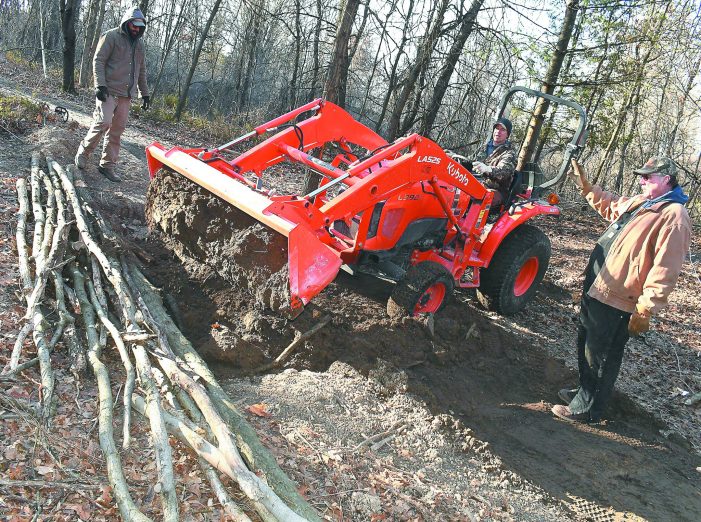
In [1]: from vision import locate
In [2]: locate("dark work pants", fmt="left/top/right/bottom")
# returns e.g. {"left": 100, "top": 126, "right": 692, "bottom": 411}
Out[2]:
{"left": 568, "top": 292, "right": 631, "bottom": 422}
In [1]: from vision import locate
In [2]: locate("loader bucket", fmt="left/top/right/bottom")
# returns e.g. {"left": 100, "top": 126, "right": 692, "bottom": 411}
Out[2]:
{"left": 287, "top": 225, "right": 343, "bottom": 314}
{"left": 146, "top": 142, "right": 342, "bottom": 317}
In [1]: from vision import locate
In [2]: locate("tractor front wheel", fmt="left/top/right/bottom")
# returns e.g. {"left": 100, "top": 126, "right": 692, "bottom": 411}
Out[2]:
{"left": 387, "top": 262, "right": 455, "bottom": 318}
{"left": 476, "top": 224, "right": 550, "bottom": 316}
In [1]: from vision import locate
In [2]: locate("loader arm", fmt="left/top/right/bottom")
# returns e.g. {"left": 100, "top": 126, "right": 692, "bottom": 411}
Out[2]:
{"left": 146, "top": 101, "right": 493, "bottom": 315}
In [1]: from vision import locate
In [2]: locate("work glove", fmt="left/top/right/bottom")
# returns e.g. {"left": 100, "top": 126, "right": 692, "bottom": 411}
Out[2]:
{"left": 568, "top": 159, "right": 592, "bottom": 193}
{"left": 473, "top": 161, "right": 493, "bottom": 176}
{"left": 628, "top": 304, "right": 651, "bottom": 336}
{"left": 141, "top": 96, "right": 151, "bottom": 111}
{"left": 95, "top": 86, "right": 109, "bottom": 102}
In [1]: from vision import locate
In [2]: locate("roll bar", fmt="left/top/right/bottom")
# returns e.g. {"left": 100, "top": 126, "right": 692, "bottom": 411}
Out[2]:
{"left": 497, "top": 86, "right": 588, "bottom": 190}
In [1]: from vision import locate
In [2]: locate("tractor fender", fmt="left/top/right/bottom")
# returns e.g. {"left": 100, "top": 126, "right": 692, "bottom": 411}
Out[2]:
{"left": 478, "top": 203, "right": 559, "bottom": 268}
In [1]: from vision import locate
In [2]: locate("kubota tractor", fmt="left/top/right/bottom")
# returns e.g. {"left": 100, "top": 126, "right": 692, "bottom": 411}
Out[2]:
{"left": 145, "top": 86, "right": 587, "bottom": 318}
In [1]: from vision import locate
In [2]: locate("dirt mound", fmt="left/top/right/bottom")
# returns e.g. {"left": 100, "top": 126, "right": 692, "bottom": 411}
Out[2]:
{"left": 141, "top": 169, "right": 481, "bottom": 370}
{"left": 146, "top": 169, "right": 291, "bottom": 311}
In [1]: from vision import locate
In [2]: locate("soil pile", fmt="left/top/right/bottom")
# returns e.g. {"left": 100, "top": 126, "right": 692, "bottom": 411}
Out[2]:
{"left": 143, "top": 167, "right": 480, "bottom": 371}
{"left": 146, "top": 169, "right": 291, "bottom": 310}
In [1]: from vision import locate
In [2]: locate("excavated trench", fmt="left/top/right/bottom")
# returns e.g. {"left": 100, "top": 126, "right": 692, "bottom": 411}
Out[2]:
{"left": 141, "top": 170, "right": 701, "bottom": 521}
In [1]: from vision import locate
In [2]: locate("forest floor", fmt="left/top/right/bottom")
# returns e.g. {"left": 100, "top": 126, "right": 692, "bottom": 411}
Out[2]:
{"left": 1, "top": 59, "right": 701, "bottom": 521}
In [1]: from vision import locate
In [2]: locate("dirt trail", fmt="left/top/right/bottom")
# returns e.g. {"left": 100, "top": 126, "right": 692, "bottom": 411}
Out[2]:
{"left": 410, "top": 328, "right": 701, "bottom": 521}
{"left": 1, "top": 74, "right": 700, "bottom": 519}
{"left": 140, "top": 170, "right": 701, "bottom": 520}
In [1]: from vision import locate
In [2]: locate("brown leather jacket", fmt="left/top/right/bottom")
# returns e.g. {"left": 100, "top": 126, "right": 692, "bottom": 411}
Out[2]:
{"left": 93, "top": 8, "right": 148, "bottom": 99}
{"left": 584, "top": 185, "right": 692, "bottom": 315}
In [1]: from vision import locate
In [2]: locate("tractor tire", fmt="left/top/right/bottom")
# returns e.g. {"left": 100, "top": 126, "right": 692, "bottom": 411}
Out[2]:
{"left": 387, "top": 262, "right": 455, "bottom": 318}
{"left": 476, "top": 224, "right": 550, "bottom": 316}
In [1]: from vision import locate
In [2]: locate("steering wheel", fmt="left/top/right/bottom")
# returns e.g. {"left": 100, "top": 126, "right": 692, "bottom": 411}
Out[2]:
{"left": 446, "top": 151, "right": 481, "bottom": 174}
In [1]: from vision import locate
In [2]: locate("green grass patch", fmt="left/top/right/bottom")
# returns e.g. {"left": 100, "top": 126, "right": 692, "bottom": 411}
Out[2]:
{"left": 0, "top": 94, "right": 44, "bottom": 135}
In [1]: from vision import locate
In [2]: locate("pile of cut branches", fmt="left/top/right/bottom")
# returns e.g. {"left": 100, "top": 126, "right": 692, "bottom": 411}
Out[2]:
{"left": 1, "top": 152, "right": 320, "bottom": 521}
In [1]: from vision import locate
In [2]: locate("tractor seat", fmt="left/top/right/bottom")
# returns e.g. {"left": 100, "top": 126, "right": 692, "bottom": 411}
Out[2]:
{"left": 485, "top": 170, "right": 521, "bottom": 220}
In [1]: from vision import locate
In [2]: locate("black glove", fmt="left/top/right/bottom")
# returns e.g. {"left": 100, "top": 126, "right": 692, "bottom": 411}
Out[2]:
{"left": 141, "top": 96, "right": 151, "bottom": 111}
{"left": 95, "top": 86, "right": 108, "bottom": 102}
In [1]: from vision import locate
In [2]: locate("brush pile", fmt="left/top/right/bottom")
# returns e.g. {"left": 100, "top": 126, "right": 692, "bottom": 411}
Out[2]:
{"left": 1, "top": 152, "right": 320, "bottom": 521}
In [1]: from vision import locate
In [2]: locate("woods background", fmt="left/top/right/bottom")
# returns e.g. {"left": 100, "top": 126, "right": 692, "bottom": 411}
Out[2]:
{"left": 1, "top": 0, "right": 700, "bottom": 219}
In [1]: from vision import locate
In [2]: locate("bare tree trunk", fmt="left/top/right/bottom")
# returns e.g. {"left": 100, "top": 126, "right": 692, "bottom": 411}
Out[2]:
{"left": 419, "top": 0, "right": 484, "bottom": 137}
{"left": 238, "top": 0, "right": 263, "bottom": 111}
{"left": 533, "top": 4, "right": 586, "bottom": 162}
{"left": 310, "top": 0, "right": 323, "bottom": 99}
{"left": 376, "top": 0, "right": 414, "bottom": 132}
{"left": 517, "top": 0, "right": 579, "bottom": 171}
{"left": 78, "top": 0, "right": 104, "bottom": 87}
{"left": 288, "top": 0, "right": 302, "bottom": 108}
{"left": 175, "top": 0, "right": 223, "bottom": 120}
{"left": 38, "top": 0, "right": 48, "bottom": 78}
{"left": 347, "top": 0, "right": 369, "bottom": 64}
{"left": 151, "top": 0, "right": 189, "bottom": 98}
{"left": 323, "top": 0, "right": 361, "bottom": 108}
{"left": 59, "top": 0, "right": 81, "bottom": 93}
{"left": 386, "top": 0, "right": 449, "bottom": 141}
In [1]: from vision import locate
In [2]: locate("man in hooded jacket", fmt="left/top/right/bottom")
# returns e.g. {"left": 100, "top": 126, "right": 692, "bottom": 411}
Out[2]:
{"left": 552, "top": 157, "right": 692, "bottom": 423}
{"left": 75, "top": 7, "right": 150, "bottom": 182}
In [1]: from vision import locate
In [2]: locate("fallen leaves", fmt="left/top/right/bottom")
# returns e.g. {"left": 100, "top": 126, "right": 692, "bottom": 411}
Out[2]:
{"left": 247, "top": 403, "right": 271, "bottom": 418}
{"left": 65, "top": 502, "right": 92, "bottom": 521}
{"left": 34, "top": 464, "right": 55, "bottom": 476}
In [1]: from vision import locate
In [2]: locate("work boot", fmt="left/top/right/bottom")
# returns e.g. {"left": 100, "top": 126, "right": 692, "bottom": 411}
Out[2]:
{"left": 98, "top": 165, "right": 121, "bottom": 182}
{"left": 74, "top": 152, "right": 87, "bottom": 169}
{"left": 551, "top": 404, "right": 591, "bottom": 423}
{"left": 558, "top": 388, "right": 578, "bottom": 405}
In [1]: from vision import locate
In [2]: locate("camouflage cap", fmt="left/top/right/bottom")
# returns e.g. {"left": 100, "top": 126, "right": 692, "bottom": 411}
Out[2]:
{"left": 633, "top": 156, "right": 677, "bottom": 176}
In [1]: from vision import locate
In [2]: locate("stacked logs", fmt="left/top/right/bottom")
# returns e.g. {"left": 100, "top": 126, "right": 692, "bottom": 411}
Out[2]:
{"left": 1, "top": 153, "right": 320, "bottom": 522}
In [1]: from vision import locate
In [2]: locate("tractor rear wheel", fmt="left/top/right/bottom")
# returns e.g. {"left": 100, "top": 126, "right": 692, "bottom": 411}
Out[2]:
{"left": 476, "top": 224, "right": 550, "bottom": 316}
{"left": 387, "top": 262, "right": 454, "bottom": 318}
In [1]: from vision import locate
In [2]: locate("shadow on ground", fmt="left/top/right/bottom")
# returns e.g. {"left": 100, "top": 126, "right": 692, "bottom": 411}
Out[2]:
{"left": 406, "top": 312, "right": 701, "bottom": 521}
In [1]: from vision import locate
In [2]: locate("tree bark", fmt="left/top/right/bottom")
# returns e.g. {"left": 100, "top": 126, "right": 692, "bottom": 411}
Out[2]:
{"left": 419, "top": 0, "right": 484, "bottom": 137}
{"left": 310, "top": 0, "right": 324, "bottom": 100}
{"left": 175, "top": 0, "right": 223, "bottom": 120}
{"left": 78, "top": 0, "right": 99, "bottom": 87}
{"left": 386, "top": 0, "right": 449, "bottom": 141}
{"left": 70, "top": 264, "right": 151, "bottom": 522}
{"left": 151, "top": 0, "right": 189, "bottom": 98}
{"left": 127, "top": 265, "right": 322, "bottom": 522}
{"left": 59, "top": 0, "right": 81, "bottom": 93}
{"left": 323, "top": 0, "right": 361, "bottom": 108}
{"left": 517, "top": 0, "right": 579, "bottom": 171}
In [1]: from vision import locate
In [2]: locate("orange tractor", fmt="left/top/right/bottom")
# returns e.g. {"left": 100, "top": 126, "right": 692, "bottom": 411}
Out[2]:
{"left": 146, "top": 87, "right": 587, "bottom": 318}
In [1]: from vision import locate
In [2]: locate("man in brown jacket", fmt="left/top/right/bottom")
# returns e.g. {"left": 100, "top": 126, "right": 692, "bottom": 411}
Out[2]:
{"left": 552, "top": 157, "right": 692, "bottom": 423}
{"left": 74, "top": 7, "right": 150, "bottom": 182}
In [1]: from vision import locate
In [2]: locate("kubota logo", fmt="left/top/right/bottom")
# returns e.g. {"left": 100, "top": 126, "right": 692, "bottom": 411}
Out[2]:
{"left": 447, "top": 161, "right": 469, "bottom": 185}
{"left": 417, "top": 155, "right": 441, "bottom": 165}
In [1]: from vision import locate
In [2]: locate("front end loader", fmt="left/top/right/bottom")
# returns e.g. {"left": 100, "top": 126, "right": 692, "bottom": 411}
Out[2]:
{"left": 145, "top": 88, "right": 587, "bottom": 318}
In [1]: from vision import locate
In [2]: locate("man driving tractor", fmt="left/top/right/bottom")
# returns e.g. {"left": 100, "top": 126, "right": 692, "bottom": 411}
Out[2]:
{"left": 471, "top": 118, "right": 517, "bottom": 206}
